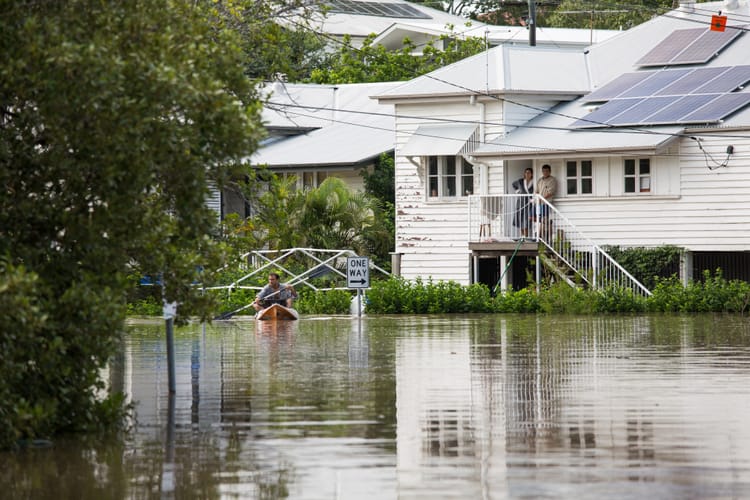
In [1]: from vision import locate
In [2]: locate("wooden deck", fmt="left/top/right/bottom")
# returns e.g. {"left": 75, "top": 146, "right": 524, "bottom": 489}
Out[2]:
{"left": 468, "top": 240, "right": 540, "bottom": 257}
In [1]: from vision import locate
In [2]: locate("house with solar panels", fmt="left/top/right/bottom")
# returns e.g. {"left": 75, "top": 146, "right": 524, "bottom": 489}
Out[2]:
{"left": 378, "top": 0, "right": 750, "bottom": 292}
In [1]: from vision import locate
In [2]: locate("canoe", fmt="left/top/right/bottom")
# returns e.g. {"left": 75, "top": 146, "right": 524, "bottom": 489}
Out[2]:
{"left": 255, "top": 303, "right": 299, "bottom": 321}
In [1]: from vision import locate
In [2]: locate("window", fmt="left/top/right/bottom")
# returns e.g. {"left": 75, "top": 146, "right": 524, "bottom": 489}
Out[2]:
{"left": 290, "top": 170, "right": 328, "bottom": 190}
{"left": 428, "top": 156, "right": 473, "bottom": 199}
{"left": 624, "top": 158, "right": 651, "bottom": 193}
{"left": 566, "top": 160, "right": 593, "bottom": 195}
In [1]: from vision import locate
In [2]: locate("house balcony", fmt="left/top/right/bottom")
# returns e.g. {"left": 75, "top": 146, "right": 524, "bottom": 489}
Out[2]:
{"left": 467, "top": 195, "right": 651, "bottom": 296}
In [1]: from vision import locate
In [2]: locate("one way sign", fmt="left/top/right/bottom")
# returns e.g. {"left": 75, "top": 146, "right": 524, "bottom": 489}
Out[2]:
{"left": 347, "top": 256, "right": 370, "bottom": 289}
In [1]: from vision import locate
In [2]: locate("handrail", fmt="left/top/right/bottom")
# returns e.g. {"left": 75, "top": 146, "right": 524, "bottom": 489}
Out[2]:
{"left": 468, "top": 194, "right": 651, "bottom": 296}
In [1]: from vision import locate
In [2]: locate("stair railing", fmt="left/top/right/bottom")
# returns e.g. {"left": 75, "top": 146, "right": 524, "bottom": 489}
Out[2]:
{"left": 536, "top": 197, "right": 652, "bottom": 297}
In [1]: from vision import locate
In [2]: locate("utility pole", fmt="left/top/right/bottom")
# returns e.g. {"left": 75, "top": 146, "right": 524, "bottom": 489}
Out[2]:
{"left": 528, "top": 0, "right": 537, "bottom": 46}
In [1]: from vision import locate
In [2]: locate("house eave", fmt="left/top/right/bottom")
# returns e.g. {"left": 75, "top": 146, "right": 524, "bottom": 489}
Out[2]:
{"left": 470, "top": 144, "right": 674, "bottom": 161}
{"left": 375, "top": 91, "right": 584, "bottom": 104}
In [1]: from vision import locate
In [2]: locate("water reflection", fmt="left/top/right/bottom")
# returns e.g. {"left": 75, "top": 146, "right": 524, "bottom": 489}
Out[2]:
{"left": 2, "top": 315, "right": 750, "bottom": 499}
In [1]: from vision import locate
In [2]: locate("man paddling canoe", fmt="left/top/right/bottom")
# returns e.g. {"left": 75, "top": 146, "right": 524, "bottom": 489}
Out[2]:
{"left": 252, "top": 272, "right": 297, "bottom": 312}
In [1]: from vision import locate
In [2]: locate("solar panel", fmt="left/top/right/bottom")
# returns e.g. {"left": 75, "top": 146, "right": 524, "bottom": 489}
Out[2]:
{"left": 326, "top": 0, "right": 431, "bottom": 19}
{"left": 680, "top": 92, "right": 750, "bottom": 123}
{"left": 644, "top": 94, "right": 721, "bottom": 123}
{"left": 655, "top": 67, "right": 730, "bottom": 96}
{"left": 583, "top": 72, "right": 654, "bottom": 102}
{"left": 637, "top": 27, "right": 743, "bottom": 67}
{"left": 694, "top": 65, "right": 750, "bottom": 93}
{"left": 618, "top": 69, "right": 692, "bottom": 98}
{"left": 572, "top": 98, "right": 643, "bottom": 128}
{"left": 636, "top": 28, "right": 704, "bottom": 67}
{"left": 608, "top": 96, "right": 681, "bottom": 125}
{"left": 669, "top": 28, "right": 743, "bottom": 65}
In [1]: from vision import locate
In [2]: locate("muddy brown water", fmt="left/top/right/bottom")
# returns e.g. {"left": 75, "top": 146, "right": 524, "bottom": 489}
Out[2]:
{"left": 3, "top": 314, "right": 750, "bottom": 499}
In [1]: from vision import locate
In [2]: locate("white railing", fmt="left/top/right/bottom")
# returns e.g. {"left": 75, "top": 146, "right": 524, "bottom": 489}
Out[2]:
{"left": 468, "top": 195, "right": 652, "bottom": 296}
{"left": 207, "top": 248, "right": 391, "bottom": 292}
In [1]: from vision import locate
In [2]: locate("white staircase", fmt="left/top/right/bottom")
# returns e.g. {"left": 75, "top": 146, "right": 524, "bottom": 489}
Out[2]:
{"left": 468, "top": 194, "right": 652, "bottom": 296}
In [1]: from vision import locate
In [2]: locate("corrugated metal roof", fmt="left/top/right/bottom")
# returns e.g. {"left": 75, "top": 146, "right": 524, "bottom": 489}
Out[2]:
{"left": 252, "top": 82, "right": 399, "bottom": 167}
{"left": 472, "top": 99, "right": 683, "bottom": 158}
{"left": 308, "top": 0, "right": 478, "bottom": 42}
{"left": 375, "top": 45, "right": 589, "bottom": 100}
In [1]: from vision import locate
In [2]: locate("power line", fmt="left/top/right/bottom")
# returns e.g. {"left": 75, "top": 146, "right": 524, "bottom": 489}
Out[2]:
{"left": 276, "top": 8, "right": 750, "bottom": 150}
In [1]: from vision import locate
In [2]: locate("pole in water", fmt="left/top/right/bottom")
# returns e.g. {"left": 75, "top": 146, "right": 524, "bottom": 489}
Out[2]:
{"left": 163, "top": 297, "right": 177, "bottom": 395}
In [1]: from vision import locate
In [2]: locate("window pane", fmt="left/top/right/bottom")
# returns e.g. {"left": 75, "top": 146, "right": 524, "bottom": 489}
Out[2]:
{"left": 318, "top": 171, "right": 328, "bottom": 184}
{"left": 625, "top": 177, "right": 635, "bottom": 192}
{"left": 446, "top": 157, "right": 456, "bottom": 175}
{"left": 429, "top": 178, "right": 438, "bottom": 197}
{"left": 581, "top": 160, "right": 592, "bottom": 176}
{"left": 640, "top": 176, "right": 651, "bottom": 192}
{"left": 461, "top": 159, "right": 473, "bottom": 196}
{"left": 624, "top": 159, "right": 635, "bottom": 175}
{"left": 462, "top": 176, "right": 473, "bottom": 196}
{"left": 567, "top": 179, "right": 577, "bottom": 194}
{"left": 444, "top": 177, "right": 456, "bottom": 196}
{"left": 582, "top": 178, "right": 592, "bottom": 194}
{"left": 303, "top": 172, "right": 314, "bottom": 189}
{"left": 639, "top": 159, "right": 650, "bottom": 175}
{"left": 428, "top": 156, "right": 438, "bottom": 175}
{"left": 566, "top": 161, "right": 577, "bottom": 177}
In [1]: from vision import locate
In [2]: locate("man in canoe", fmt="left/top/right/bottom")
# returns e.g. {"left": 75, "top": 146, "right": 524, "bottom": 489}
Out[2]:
{"left": 253, "top": 272, "right": 297, "bottom": 311}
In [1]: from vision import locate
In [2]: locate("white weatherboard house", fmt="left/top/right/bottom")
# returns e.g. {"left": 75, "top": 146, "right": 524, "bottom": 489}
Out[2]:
{"left": 377, "top": 0, "right": 750, "bottom": 292}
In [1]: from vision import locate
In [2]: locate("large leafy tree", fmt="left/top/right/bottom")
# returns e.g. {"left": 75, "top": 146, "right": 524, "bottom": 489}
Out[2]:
{"left": 0, "top": 0, "right": 268, "bottom": 447}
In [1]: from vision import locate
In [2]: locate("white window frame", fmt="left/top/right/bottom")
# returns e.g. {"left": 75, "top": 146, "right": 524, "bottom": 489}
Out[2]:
{"left": 624, "top": 158, "right": 651, "bottom": 194}
{"left": 565, "top": 159, "right": 593, "bottom": 196}
{"left": 427, "top": 156, "right": 473, "bottom": 200}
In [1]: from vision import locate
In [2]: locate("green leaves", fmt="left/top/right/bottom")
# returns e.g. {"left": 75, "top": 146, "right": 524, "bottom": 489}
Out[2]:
{"left": 0, "top": 0, "right": 274, "bottom": 446}
{"left": 308, "top": 32, "right": 486, "bottom": 84}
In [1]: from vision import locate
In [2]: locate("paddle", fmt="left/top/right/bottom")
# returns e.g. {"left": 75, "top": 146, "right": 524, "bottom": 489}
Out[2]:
{"left": 214, "top": 287, "right": 289, "bottom": 320}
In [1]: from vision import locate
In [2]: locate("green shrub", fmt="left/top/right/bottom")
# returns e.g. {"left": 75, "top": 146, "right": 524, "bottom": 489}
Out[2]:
{"left": 296, "top": 289, "right": 352, "bottom": 314}
{"left": 594, "top": 286, "right": 647, "bottom": 313}
{"left": 493, "top": 288, "right": 541, "bottom": 313}
{"left": 366, "top": 277, "right": 493, "bottom": 314}
{"left": 537, "top": 282, "right": 597, "bottom": 314}
{"left": 648, "top": 270, "right": 750, "bottom": 313}
{"left": 602, "top": 245, "right": 682, "bottom": 290}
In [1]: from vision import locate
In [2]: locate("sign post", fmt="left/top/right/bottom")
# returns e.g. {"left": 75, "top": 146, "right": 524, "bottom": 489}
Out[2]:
{"left": 347, "top": 256, "right": 370, "bottom": 317}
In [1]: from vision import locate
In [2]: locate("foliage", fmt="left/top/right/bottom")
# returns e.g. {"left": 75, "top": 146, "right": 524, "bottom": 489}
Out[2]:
{"left": 546, "top": 0, "right": 675, "bottom": 30}
{"left": 0, "top": 0, "right": 273, "bottom": 447}
{"left": 249, "top": 176, "right": 392, "bottom": 258}
{"left": 360, "top": 153, "right": 396, "bottom": 269}
{"left": 296, "top": 289, "right": 353, "bottom": 314}
{"left": 602, "top": 245, "right": 682, "bottom": 290}
{"left": 366, "top": 277, "right": 494, "bottom": 313}
{"left": 361, "top": 153, "right": 395, "bottom": 205}
{"left": 537, "top": 281, "right": 597, "bottom": 314}
{"left": 648, "top": 270, "right": 750, "bottom": 314}
{"left": 308, "top": 31, "right": 487, "bottom": 84}
{"left": 493, "top": 287, "right": 541, "bottom": 313}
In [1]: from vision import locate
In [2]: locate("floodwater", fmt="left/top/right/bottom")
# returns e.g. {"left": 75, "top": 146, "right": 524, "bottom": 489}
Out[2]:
{"left": 3, "top": 314, "right": 750, "bottom": 499}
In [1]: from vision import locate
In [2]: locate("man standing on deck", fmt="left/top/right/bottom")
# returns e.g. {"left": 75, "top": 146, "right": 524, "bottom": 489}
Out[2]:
{"left": 535, "top": 164, "right": 557, "bottom": 241}
{"left": 253, "top": 272, "right": 297, "bottom": 311}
